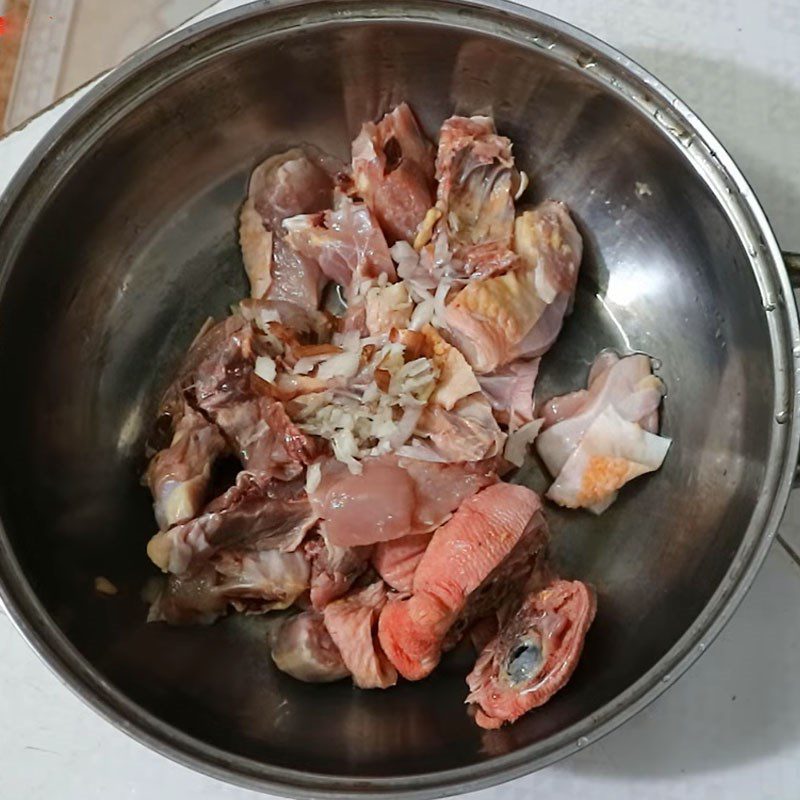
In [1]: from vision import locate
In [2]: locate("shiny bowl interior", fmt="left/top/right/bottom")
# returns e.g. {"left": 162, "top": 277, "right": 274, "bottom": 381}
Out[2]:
{"left": 0, "top": 1, "right": 795, "bottom": 797}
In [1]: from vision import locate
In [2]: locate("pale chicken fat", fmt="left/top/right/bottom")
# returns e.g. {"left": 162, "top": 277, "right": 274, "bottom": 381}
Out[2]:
{"left": 536, "top": 351, "right": 666, "bottom": 477}
{"left": 546, "top": 406, "right": 671, "bottom": 513}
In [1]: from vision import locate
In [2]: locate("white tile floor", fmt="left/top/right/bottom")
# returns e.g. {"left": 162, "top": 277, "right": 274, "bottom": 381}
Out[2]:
{"left": 5, "top": 0, "right": 213, "bottom": 129}
{"left": 1, "top": 1, "right": 800, "bottom": 798}
{"left": 59, "top": 0, "right": 214, "bottom": 94}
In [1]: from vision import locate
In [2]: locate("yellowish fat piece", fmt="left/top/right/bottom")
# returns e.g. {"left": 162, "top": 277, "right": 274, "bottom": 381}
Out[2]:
{"left": 239, "top": 196, "right": 273, "bottom": 299}
{"left": 94, "top": 576, "right": 118, "bottom": 596}
{"left": 413, "top": 206, "right": 442, "bottom": 251}
{"left": 422, "top": 324, "right": 480, "bottom": 410}
{"left": 146, "top": 532, "right": 172, "bottom": 573}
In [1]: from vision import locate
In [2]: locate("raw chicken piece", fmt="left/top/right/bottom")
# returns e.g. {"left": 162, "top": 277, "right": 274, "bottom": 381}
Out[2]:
{"left": 422, "top": 115, "right": 519, "bottom": 280}
{"left": 466, "top": 579, "right": 596, "bottom": 729}
{"left": 443, "top": 506, "right": 549, "bottom": 651}
{"left": 212, "top": 394, "right": 320, "bottom": 480}
{"left": 546, "top": 406, "right": 671, "bottom": 513}
{"left": 248, "top": 147, "right": 339, "bottom": 231}
{"left": 147, "top": 549, "right": 310, "bottom": 624}
{"left": 444, "top": 263, "right": 542, "bottom": 374}
{"left": 323, "top": 582, "right": 398, "bottom": 689}
{"left": 401, "top": 457, "right": 499, "bottom": 530}
{"left": 267, "top": 237, "right": 328, "bottom": 315}
{"left": 478, "top": 358, "right": 540, "bottom": 430}
{"left": 309, "top": 456, "right": 498, "bottom": 547}
{"left": 538, "top": 388, "right": 590, "bottom": 428}
{"left": 239, "top": 199, "right": 273, "bottom": 299}
{"left": 514, "top": 204, "right": 582, "bottom": 304}
{"left": 213, "top": 549, "right": 311, "bottom": 613}
{"left": 147, "top": 473, "right": 316, "bottom": 575}
{"left": 352, "top": 103, "right": 436, "bottom": 243}
{"left": 416, "top": 395, "right": 506, "bottom": 462}
{"left": 146, "top": 405, "right": 228, "bottom": 529}
{"left": 377, "top": 483, "right": 543, "bottom": 680}
{"left": 146, "top": 567, "right": 228, "bottom": 625}
{"left": 163, "top": 315, "right": 256, "bottom": 414}
{"left": 284, "top": 196, "right": 396, "bottom": 298}
{"left": 372, "top": 532, "right": 433, "bottom": 593}
{"left": 310, "top": 458, "right": 415, "bottom": 546}
{"left": 162, "top": 312, "right": 322, "bottom": 480}
{"left": 271, "top": 611, "right": 350, "bottom": 683}
{"left": 305, "top": 533, "right": 372, "bottom": 610}
{"left": 240, "top": 147, "right": 339, "bottom": 313}
{"left": 445, "top": 201, "right": 582, "bottom": 373}
{"left": 536, "top": 351, "right": 666, "bottom": 478}
{"left": 421, "top": 324, "right": 480, "bottom": 410}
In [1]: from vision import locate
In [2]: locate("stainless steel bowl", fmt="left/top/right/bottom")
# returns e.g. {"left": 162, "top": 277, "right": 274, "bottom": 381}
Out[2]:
{"left": 1, "top": 1, "right": 798, "bottom": 797}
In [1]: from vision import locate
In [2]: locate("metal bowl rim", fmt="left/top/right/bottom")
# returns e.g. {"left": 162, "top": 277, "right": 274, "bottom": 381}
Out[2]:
{"left": 0, "top": 1, "right": 798, "bottom": 797}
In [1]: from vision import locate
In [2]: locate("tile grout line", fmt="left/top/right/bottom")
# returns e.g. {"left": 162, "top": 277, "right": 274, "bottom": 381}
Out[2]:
{"left": 776, "top": 534, "right": 800, "bottom": 572}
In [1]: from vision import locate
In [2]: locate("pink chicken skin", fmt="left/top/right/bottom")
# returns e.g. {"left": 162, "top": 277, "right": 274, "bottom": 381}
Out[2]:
{"left": 323, "top": 582, "right": 397, "bottom": 689}
{"left": 371, "top": 532, "right": 433, "bottom": 593}
{"left": 378, "top": 483, "right": 544, "bottom": 680}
